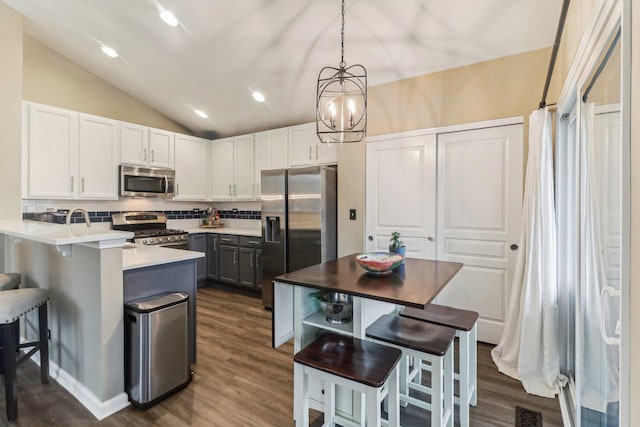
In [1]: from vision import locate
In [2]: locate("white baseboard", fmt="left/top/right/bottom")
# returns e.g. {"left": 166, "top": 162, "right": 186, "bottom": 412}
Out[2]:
{"left": 29, "top": 351, "right": 131, "bottom": 420}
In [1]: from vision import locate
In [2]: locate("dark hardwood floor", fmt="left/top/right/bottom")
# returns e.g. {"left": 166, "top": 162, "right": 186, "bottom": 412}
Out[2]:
{"left": 0, "top": 286, "right": 563, "bottom": 426}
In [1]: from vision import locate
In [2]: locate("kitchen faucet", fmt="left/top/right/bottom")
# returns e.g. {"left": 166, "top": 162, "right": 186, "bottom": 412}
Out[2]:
{"left": 66, "top": 208, "right": 91, "bottom": 228}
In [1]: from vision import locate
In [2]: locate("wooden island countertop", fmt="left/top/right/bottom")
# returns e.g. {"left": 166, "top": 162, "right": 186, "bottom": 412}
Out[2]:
{"left": 275, "top": 253, "right": 463, "bottom": 308}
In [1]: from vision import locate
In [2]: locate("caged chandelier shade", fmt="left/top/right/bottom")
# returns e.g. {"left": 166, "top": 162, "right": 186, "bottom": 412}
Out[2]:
{"left": 316, "top": 0, "right": 367, "bottom": 143}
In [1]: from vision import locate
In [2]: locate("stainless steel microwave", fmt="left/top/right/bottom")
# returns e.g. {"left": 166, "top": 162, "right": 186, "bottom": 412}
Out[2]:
{"left": 120, "top": 165, "right": 175, "bottom": 198}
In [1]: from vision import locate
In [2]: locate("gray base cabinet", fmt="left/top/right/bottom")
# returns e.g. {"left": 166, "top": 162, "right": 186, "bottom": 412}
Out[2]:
{"left": 238, "top": 236, "right": 262, "bottom": 288}
{"left": 206, "top": 234, "right": 219, "bottom": 280}
{"left": 189, "top": 234, "right": 207, "bottom": 284}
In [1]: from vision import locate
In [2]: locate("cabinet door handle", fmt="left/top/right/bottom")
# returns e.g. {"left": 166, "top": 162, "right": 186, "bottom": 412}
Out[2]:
{"left": 316, "top": 145, "right": 319, "bottom": 160}
{"left": 151, "top": 149, "right": 155, "bottom": 162}
{"left": 70, "top": 176, "right": 74, "bottom": 192}
{"left": 250, "top": 253, "right": 254, "bottom": 268}
{"left": 234, "top": 184, "right": 237, "bottom": 195}
{"left": 233, "top": 252, "right": 237, "bottom": 265}
{"left": 143, "top": 148, "right": 147, "bottom": 161}
{"left": 81, "top": 177, "right": 85, "bottom": 193}
{"left": 426, "top": 236, "right": 434, "bottom": 242}
{"left": 214, "top": 239, "right": 218, "bottom": 251}
{"left": 229, "top": 184, "right": 232, "bottom": 196}
{"left": 176, "top": 183, "right": 180, "bottom": 195}
{"left": 308, "top": 146, "right": 312, "bottom": 160}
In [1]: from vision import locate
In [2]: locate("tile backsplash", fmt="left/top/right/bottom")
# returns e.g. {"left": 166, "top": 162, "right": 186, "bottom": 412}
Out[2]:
{"left": 22, "top": 209, "right": 261, "bottom": 224}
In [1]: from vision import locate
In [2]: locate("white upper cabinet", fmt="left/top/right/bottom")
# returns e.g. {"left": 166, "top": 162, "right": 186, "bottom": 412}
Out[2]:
{"left": 148, "top": 128, "right": 174, "bottom": 169}
{"left": 78, "top": 114, "right": 119, "bottom": 199}
{"left": 254, "top": 127, "right": 288, "bottom": 197}
{"left": 288, "top": 122, "right": 336, "bottom": 167}
{"left": 25, "top": 103, "right": 118, "bottom": 200}
{"left": 211, "top": 134, "right": 254, "bottom": 201}
{"left": 120, "top": 124, "right": 174, "bottom": 169}
{"left": 174, "top": 134, "right": 207, "bottom": 201}
{"left": 210, "top": 137, "right": 235, "bottom": 199}
{"left": 27, "top": 103, "right": 78, "bottom": 199}
{"left": 234, "top": 134, "right": 255, "bottom": 200}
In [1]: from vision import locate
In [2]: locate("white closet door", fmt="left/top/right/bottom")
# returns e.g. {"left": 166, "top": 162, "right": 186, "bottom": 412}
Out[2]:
{"left": 365, "top": 134, "right": 436, "bottom": 258}
{"left": 436, "top": 124, "right": 523, "bottom": 344}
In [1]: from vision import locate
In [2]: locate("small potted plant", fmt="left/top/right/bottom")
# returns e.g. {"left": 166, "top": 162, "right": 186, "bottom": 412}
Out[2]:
{"left": 389, "top": 231, "right": 406, "bottom": 260}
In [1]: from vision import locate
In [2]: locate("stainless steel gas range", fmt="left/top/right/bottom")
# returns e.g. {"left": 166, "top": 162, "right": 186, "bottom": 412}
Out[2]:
{"left": 112, "top": 212, "right": 189, "bottom": 249}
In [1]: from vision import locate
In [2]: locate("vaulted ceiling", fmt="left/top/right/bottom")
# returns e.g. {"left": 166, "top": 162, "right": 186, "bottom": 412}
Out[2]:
{"left": 3, "top": 0, "right": 562, "bottom": 137}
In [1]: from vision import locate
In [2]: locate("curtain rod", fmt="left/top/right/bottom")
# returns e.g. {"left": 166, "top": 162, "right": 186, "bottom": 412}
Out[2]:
{"left": 582, "top": 29, "right": 621, "bottom": 103}
{"left": 539, "top": 0, "right": 571, "bottom": 109}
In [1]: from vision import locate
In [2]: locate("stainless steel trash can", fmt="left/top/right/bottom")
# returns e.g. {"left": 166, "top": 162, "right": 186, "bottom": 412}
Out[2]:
{"left": 125, "top": 292, "right": 192, "bottom": 409}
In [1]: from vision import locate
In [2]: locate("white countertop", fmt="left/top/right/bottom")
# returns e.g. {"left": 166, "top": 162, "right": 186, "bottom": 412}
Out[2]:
{"left": 122, "top": 243, "right": 204, "bottom": 270}
{"left": 0, "top": 220, "right": 132, "bottom": 247}
{"left": 184, "top": 227, "right": 261, "bottom": 237}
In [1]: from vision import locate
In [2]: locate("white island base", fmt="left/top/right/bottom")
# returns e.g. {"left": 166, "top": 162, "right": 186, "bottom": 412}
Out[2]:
{"left": 0, "top": 221, "right": 202, "bottom": 420}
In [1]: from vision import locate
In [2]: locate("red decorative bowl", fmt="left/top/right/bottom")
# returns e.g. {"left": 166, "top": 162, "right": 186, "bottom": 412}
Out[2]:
{"left": 356, "top": 252, "right": 404, "bottom": 275}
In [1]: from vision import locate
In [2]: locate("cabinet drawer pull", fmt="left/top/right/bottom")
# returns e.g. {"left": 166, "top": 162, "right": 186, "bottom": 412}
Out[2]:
{"left": 248, "top": 240, "right": 260, "bottom": 245}
{"left": 221, "top": 238, "right": 232, "bottom": 242}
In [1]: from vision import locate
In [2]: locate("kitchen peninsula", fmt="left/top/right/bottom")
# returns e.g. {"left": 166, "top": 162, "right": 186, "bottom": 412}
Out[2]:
{"left": 272, "top": 254, "right": 463, "bottom": 422}
{"left": 0, "top": 220, "right": 203, "bottom": 420}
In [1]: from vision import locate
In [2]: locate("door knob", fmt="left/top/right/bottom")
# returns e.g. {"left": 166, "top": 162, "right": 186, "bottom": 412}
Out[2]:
{"left": 368, "top": 235, "right": 373, "bottom": 241}
{"left": 510, "top": 244, "right": 519, "bottom": 251}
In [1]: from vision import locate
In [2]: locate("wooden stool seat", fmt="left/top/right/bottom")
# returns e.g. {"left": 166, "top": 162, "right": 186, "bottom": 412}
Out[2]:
{"left": 294, "top": 331, "right": 401, "bottom": 388}
{"left": 366, "top": 315, "right": 455, "bottom": 427}
{"left": 0, "top": 287, "right": 50, "bottom": 422}
{"left": 294, "top": 332, "right": 401, "bottom": 426}
{"left": 365, "top": 314, "right": 456, "bottom": 357}
{"left": 401, "top": 304, "right": 478, "bottom": 331}
{"left": 400, "top": 305, "right": 479, "bottom": 427}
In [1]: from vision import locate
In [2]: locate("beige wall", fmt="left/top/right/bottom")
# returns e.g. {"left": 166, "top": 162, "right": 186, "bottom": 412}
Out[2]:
{"left": 337, "top": 48, "right": 551, "bottom": 256}
{"left": 23, "top": 35, "right": 190, "bottom": 134}
{"left": 0, "top": 3, "right": 23, "bottom": 222}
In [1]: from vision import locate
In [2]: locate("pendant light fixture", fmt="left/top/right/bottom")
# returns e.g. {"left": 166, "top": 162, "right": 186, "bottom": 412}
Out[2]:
{"left": 316, "top": 0, "right": 367, "bottom": 143}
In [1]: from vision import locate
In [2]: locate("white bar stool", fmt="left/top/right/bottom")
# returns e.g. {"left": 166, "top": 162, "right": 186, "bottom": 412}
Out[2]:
{"left": 366, "top": 314, "right": 456, "bottom": 427}
{"left": 294, "top": 332, "right": 402, "bottom": 427}
{"left": 0, "top": 287, "right": 50, "bottom": 422}
{"left": 401, "top": 304, "right": 479, "bottom": 427}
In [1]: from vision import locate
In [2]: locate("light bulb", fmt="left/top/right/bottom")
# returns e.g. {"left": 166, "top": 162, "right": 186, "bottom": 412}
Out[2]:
{"left": 160, "top": 10, "right": 179, "bottom": 27}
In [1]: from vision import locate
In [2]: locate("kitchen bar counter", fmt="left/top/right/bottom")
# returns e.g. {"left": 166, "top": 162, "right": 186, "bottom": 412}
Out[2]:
{"left": 0, "top": 219, "right": 132, "bottom": 246}
{"left": 275, "top": 253, "right": 463, "bottom": 308}
{"left": 122, "top": 243, "right": 204, "bottom": 270}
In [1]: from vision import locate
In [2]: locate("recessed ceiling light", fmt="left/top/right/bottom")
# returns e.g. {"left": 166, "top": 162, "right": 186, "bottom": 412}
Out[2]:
{"left": 252, "top": 91, "right": 266, "bottom": 103}
{"left": 160, "top": 10, "right": 179, "bottom": 27}
{"left": 100, "top": 45, "right": 118, "bottom": 58}
{"left": 194, "top": 110, "right": 208, "bottom": 119}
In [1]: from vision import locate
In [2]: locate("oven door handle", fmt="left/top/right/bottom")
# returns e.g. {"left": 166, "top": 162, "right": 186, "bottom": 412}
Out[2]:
{"left": 164, "top": 175, "right": 169, "bottom": 195}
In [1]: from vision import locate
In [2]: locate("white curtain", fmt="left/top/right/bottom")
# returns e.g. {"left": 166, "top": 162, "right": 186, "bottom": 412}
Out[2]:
{"left": 491, "top": 108, "right": 567, "bottom": 397}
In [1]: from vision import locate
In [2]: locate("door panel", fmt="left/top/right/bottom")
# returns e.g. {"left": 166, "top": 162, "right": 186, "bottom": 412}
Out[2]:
{"left": 436, "top": 124, "right": 523, "bottom": 344}
{"left": 365, "top": 134, "right": 436, "bottom": 259}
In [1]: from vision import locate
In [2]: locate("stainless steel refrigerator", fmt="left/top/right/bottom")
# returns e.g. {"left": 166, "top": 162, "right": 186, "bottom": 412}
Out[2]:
{"left": 261, "top": 165, "right": 337, "bottom": 308}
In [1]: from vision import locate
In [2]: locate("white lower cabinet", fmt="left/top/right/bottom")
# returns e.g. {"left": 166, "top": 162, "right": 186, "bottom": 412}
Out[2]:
{"left": 25, "top": 103, "right": 118, "bottom": 200}
{"left": 174, "top": 134, "right": 207, "bottom": 200}
{"left": 211, "top": 134, "right": 254, "bottom": 201}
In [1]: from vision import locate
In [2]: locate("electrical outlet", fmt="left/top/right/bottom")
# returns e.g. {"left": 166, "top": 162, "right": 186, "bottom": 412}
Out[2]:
{"left": 349, "top": 209, "right": 356, "bottom": 220}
